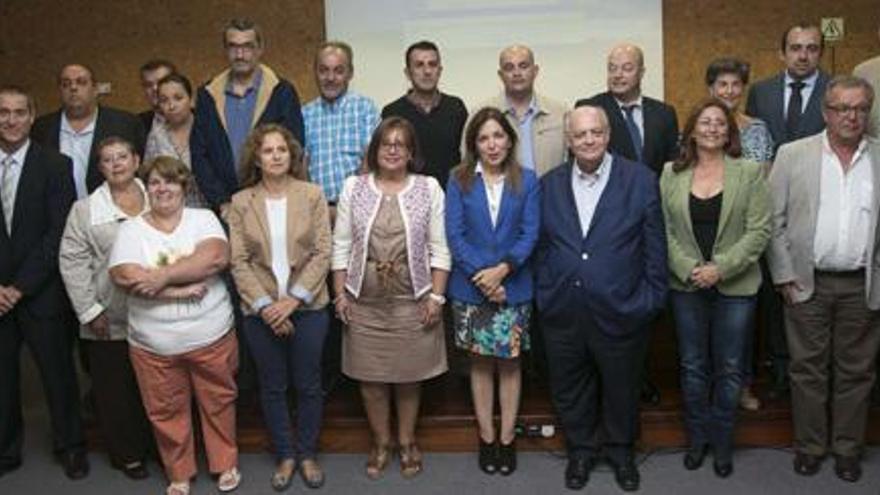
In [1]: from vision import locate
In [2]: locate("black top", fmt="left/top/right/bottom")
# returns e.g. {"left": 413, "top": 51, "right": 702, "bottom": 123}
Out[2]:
{"left": 689, "top": 192, "right": 722, "bottom": 262}
{"left": 382, "top": 92, "right": 468, "bottom": 188}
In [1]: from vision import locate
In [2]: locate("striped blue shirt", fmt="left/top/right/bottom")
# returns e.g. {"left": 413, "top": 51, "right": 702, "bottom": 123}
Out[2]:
{"left": 303, "top": 91, "right": 379, "bottom": 202}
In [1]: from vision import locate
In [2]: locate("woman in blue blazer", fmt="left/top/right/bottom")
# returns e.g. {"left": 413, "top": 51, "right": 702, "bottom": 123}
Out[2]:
{"left": 445, "top": 107, "right": 540, "bottom": 476}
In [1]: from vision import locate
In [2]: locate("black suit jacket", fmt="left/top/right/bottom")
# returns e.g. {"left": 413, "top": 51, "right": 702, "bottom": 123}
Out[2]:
{"left": 0, "top": 142, "right": 76, "bottom": 315}
{"left": 31, "top": 105, "right": 146, "bottom": 194}
{"left": 745, "top": 70, "right": 829, "bottom": 150}
{"left": 137, "top": 109, "right": 155, "bottom": 135}
{"left": 576, "top": 92, "right": 679, "bottom": 174}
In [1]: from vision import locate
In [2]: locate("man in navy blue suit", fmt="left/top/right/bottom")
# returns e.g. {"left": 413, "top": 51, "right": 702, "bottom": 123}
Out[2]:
{"left": 536, "top": 105, "right": 667, "bottom": 491}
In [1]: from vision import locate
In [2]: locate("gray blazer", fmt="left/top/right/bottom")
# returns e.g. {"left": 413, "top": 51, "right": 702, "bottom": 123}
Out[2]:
{"left": 766, "top": 133, "right": 880, "bottom": 309}
{"left": 746, "top": 71, "right": 829, "bottom": 150}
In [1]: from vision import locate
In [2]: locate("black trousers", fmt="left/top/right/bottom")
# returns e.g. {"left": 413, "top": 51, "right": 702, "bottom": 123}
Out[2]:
{"left": 759, "top": 257, "right": 788, "bottom": 382}
{"left": 0, "top": 306, "right": 84, "bottom": 465}
{"left": 87, "top": 340, "right": 152, "bottom": 465}
{"left": 543, "top": 309, "right": 649, "bottom": 465}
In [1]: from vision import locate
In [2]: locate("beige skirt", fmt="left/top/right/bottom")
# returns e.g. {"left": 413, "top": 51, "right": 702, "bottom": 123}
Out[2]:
{"left": 342, "top": 293, "right": 447, "bottom": 383}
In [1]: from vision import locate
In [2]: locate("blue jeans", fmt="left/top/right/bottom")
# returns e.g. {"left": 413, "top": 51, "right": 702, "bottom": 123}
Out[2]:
{"left": 670, "top": 289, "right": 756, "bottom": 462}
{"left": 242, "top": 309, "right": 329, "bottom": 461}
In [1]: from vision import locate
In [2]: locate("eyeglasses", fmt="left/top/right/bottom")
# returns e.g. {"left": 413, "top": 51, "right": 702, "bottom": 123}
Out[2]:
{"left": 226, "top": 42, "right": 259, "bottom": 53}
{"left": 380, "top": 141, "right": 408, "bottom": 151}
{"left": 826, "top": 104, "right": 871, "bottom": 117}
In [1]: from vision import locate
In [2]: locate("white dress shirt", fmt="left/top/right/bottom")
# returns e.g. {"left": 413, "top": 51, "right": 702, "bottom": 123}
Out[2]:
{"left": 813, "top": 132, "right": 873, "bottom": 270}
{"left": 571, "top": 152, "right": 613, "bottom": 238}
{"left": 476, "top": 162, "right": 505, "bottom": 228}
{"left": 0, "top": 139, "right": 30, "bottom": 231}
{"left": 60, "top": 111, "right": 97, "bottom": 199}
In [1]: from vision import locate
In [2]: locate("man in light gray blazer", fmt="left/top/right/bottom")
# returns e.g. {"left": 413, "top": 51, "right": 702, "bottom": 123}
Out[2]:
{"left": 767, "top": 75, "right": 880, "bottom": 484}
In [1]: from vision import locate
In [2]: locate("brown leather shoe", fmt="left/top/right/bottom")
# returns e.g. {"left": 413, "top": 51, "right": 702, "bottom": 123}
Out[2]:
{"left": 834, "top": 455, "right": 862, "bottom": 483}
{"left": 793, "top": 452, "right": 821, "bottom": 476}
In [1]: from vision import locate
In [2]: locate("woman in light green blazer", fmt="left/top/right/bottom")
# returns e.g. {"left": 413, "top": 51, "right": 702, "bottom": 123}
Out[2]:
{"left": 659, "top": 98, "right": 770, "bottom": 478}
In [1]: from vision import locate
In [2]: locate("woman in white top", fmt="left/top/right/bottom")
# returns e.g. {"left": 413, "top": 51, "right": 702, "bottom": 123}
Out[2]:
{"left": 108, "top": 156, "right": 239, "bottom": 495}
{"left": 143, "top": 73, "right": 206, "bottom": 207}
{"left": 59, "top": 137, "right": 152, "bottom": 479}
{"left": 227, "top": 124, "right": 332, "bottom": 490}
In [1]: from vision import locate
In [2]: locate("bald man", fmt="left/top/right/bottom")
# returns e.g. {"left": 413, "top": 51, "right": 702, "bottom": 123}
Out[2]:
{"left": 576, "top": 43, "right": 679, "bottom": 175}
{"left": 537, "top": 105, "right": 667, "bottom": 491}
{"left": 31, "top": 63, "right": 145, "bottom": 198}
{"left": 474, "top": 44, "right": 567, "bottom": 176}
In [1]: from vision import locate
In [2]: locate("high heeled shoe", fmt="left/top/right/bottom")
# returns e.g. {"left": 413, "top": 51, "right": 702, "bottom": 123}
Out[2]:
{"left": 478, "top": 438, "right": 497, "bottom": 475}
{"left": 365, "top": 444, "right": 391, "bottom": 480}
{"left": 399, "top": 443, "right": 423, "bottom": 478}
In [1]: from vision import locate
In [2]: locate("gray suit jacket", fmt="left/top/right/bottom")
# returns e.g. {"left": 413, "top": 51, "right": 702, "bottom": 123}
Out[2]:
{"left": 746, "top": 71, "right": 829, "bottom": 151}
{"left": 767, "top": 133, "right": 880, "bottom": 309}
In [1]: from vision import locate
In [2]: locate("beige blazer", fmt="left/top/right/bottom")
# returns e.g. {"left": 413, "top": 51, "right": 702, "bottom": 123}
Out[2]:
{"left": 228, "top": 179, "right": 331, "bottom": 312}
{"left": 767, "top": 133, "right": 880, "bottom": 309}
{"left": 853, "top": 55, "right": 880, "bottom": 137}
{"left": 474, "top": 92, "right": 569, "bottom": 176}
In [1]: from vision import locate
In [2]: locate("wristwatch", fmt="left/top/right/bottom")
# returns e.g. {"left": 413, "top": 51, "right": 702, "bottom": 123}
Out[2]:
{"left": 428, "top": 292, "right": 447, "bottom": 305}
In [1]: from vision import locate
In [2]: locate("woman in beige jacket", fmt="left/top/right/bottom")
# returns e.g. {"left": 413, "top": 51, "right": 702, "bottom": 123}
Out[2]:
{"left": 227, "top": 123, "right": 332, "bottom": 490}
{"left": 59, "top": 136, "right": 152, "bottom": 479}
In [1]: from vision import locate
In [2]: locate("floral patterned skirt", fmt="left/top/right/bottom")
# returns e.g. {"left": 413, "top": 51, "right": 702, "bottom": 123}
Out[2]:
{"left": 451, "top": 301, "right": 531, "bottom": 359}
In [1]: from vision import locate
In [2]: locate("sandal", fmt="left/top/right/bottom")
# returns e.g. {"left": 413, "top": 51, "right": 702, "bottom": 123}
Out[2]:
{"left": 166, "top": 481, "right": 190, "bottom": 495}
{"left": 270, "top": 459, "right": 295, "bottom": 492}
{"left": 399, "top": 443, "right": 423, "bottom": 479}
{"left": 300, "top": 458, "right": 325, "bottom": 489}
{"left": 218, "top": 466, "right": 242, "bottom": 492}
{"left": 365, "top": 444, "right": 391, "bottom": 480}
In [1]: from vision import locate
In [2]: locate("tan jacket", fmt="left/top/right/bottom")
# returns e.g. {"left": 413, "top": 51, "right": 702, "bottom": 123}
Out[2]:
{"left": 228, "top": 179, "right": 331, "bottom": 313}
{"left": 475, "top": 92, "right": 568, "bottom": 176}
{"left": 853, "top": 55, "right": 880, "bottom": 137}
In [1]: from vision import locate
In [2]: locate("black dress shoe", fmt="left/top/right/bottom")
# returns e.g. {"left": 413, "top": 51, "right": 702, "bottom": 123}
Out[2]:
{"left": 683, "top": 445, "right": 708, "bottom": 470}
{"left": 0, "top": 459, "right": 22, "bottom": 477}
{"left": 793, "top": 452, "right": 821, "bottom": 476}
{"left": 478, "top": 439, "right": 497, "bottom": 475}
{"left": 611, "top": 459, "right": 640, "bottom": 492}
{"left": 61, "top": 450, "right": 90, "bottom": 480}
{"left": 564, "top": 457, "right": 592, "bottom": 490}
{"left": 640, "top": 379, "right": 661, "bottom": 405}
{"left": 834, "top": 455, "right": 862, "bottom": 483}
{"left": 113, "top": 460, "right": 149, "bottom": 480}
{"left": 713, "top": 460, "right": 733, "bottom": 478}
{"left": 498, "top": 440, "right": 516, "bottom": 476}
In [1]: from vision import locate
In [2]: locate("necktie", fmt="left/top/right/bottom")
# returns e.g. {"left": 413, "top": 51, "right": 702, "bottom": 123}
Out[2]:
{"left": 1, "top": 156, "right": 15, "bottom": 234}
{"left": 622, "top": 105, "right": 644, "bottom": 163}
{"left": 786, "top": 81, "right": 806, "bottom": 141}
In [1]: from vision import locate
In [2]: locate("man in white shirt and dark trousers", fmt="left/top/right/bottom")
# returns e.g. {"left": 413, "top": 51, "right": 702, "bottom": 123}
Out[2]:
{"left": 767, "top": 75, "right": 880, "bottom": 483}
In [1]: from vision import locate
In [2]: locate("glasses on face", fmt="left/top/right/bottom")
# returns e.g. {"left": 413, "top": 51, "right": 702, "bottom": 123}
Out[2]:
{"left": 826, "top": 104, "right": 871, "bottom": 117}
{"left": 380, "top": 141, "right": 408, "bottom": 151}
{"left": 226, "top": 42, "right": 258, "bottom": 53}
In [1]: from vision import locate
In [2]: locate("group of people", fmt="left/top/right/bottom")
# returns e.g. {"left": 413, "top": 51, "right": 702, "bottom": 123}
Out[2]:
{"left": 1, "top": 16, "right": 879, "bottom": 495}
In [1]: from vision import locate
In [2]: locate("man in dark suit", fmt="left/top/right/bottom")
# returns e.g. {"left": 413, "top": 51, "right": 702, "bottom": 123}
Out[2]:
{"left": 31, "top": 63, "right": 145, "bottom": 198}
{"left": 745, "top": 23, "right": 830, "bottom": 399}
{"left": 576, "top": 43, "right": 677, "bottom": 406}
{"left": 0, "top": 86, "right": 86, "bottom": 479}
{"left": 137, "top": 59, "right": 176, "bottom": 134}
{"left": 537, "top": 105, "right": 667, "bottom": 491}
{"left": 746, "top": 23, "right": 829, "bottom": 150}
{"left": 576, "top": 43, "right": 679, "bottom": 174}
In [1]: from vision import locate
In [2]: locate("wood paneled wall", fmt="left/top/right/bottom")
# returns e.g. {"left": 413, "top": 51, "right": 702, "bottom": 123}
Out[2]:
{"left": 663, "top": 0, "right": 878, "bottom": 122}
{"left": 0, "top": 0, "right": 877, "bottom": 123}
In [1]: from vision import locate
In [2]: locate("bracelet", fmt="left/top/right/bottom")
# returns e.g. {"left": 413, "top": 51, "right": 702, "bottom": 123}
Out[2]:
{"left": 428, "top": 292, "right": 446, "bottom": 305}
